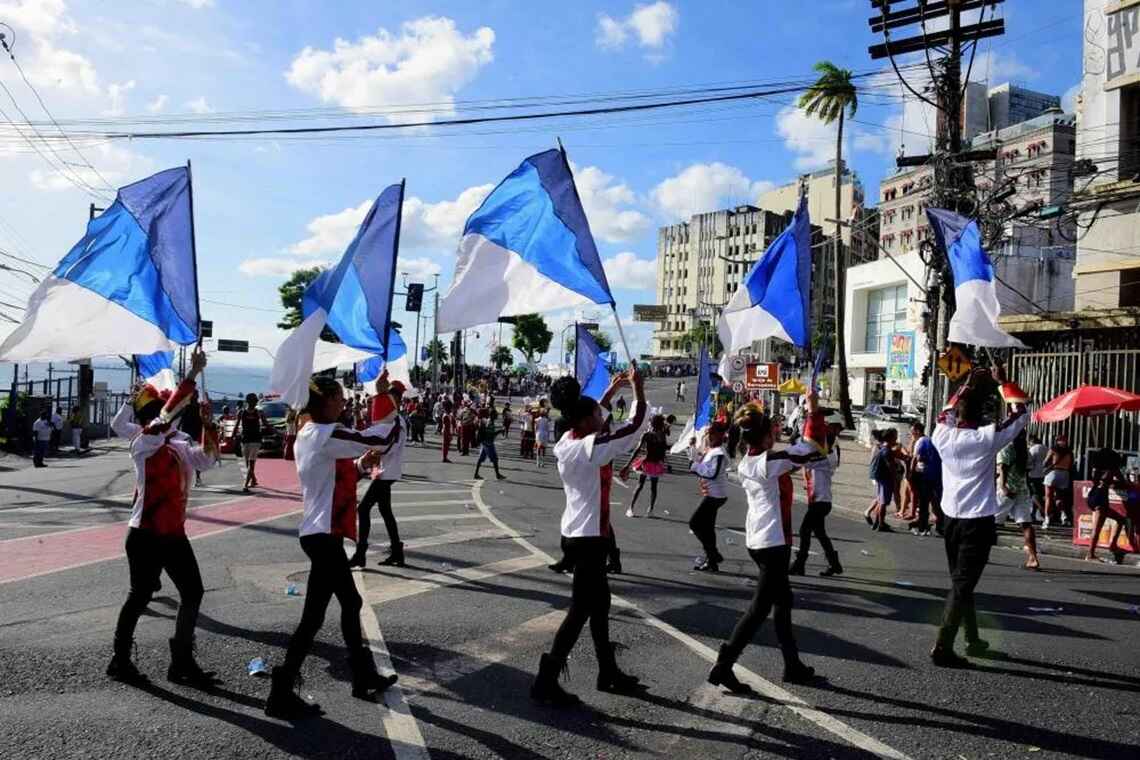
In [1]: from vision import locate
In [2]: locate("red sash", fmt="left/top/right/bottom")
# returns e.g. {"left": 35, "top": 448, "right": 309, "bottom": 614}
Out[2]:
{"left": 332, "top": 459, "right": 359, "bottom": 541}
{"left": 141, "top": 441, "right": 188, "bottom": 535}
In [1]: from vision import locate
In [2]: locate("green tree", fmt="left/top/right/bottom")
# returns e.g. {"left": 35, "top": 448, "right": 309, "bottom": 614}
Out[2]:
{"left": 511, "top": 313, "right": 552, "bottom": 363}
{"left": 277, "top": 266, "right": 339, "bottom": 343}
{"left": 799, "top": 60, "right": 858, "bottom": 428}
{"left": 424, "top": 337, "right": 448, "bottom": 363}
{"left": 681, "top": 323, "right": 722, "bottom": 356}
{"left": 490, "top": 345, "right": 514, "bottom": 370}
{"left": 565, "top": 328, "right": 612, "bottom": 357}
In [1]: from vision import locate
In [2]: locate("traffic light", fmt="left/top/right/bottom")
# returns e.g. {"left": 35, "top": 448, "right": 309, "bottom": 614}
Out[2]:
{"left": 200, "top": 320, "right": 213, "bottom": 338}
{"left": 405, "top": 283, "right": 424, "bottom": 312}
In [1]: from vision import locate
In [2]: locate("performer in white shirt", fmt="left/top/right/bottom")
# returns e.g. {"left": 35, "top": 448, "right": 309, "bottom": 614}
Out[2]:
{"left": 688, "top": 420, "right": 731, "bottom": 572}
{"left": 928, "top": 365, "right": 1028, "bottom": 668}
{"left": 530, "top": 369, "right": 648, "bottom": 707}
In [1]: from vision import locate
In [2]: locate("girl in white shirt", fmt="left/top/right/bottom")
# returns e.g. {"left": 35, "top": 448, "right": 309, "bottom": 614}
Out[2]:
{"left": 531, "top": 369, "right": 648, "bottom": 708}
{"left": 708, "top": 403, "right": 818, "bottom": 694}
{"left": 265, "top": 376, "right": 401, "bottom": 720}
{"left": 688, "top": 420, "right": 731, "bottom": 572}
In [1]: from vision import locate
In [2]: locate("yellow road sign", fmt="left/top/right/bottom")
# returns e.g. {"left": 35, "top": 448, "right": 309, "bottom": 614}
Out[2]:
{"left": 937, "top": 346, "right": 973, "bottom": 381}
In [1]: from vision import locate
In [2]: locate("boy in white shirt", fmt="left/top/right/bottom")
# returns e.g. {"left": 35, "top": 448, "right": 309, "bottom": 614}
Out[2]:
{"left": 688, "top": 421, "right": 731, "bottom": 572}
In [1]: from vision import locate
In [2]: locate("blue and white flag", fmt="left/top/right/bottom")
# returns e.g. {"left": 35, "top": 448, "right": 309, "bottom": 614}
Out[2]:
{"left": 437, "top": 149, "right": 614, "bottom": 331}
{"left": 717, "top": 195, "right": 811, "bottom": 378}
{"left": 353, "top": 328, "right": 411, "bottom": 391}
{"left": 271, "top": 182, "right": 403, "bottom": 407}
{"left": 574, "top": 324, "right": 613, "bottom": 401}
{"left": 0, "top": 167, "right": 199, "bottom": 361}
{"left": 671, "top": 346, "right": 715, "bottom": 454}
{"left": 926, "top": 208, "right": 1027, "bottom": 349}
{"left": 135, "top": 350, "right": 177, "bottom": 392}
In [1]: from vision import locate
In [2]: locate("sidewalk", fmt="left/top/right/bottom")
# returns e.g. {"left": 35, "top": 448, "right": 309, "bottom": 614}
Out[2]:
{"left": 0, "top": 437, "right": 129, "bottom": 472}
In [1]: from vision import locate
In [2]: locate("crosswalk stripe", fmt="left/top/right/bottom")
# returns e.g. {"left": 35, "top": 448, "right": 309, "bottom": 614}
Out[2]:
{"left": 362, "top": 555, "right": 546, "bottom": 606}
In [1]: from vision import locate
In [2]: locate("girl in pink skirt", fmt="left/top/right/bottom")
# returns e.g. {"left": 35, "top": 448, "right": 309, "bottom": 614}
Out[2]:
{"left": 621, "top": 414, "right": 669, "bottom": 517}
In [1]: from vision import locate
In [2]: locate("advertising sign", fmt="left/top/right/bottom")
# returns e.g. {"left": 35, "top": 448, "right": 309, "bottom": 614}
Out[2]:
{"left": 886, "top": 331, "right": 915, "bottom": 381}
{"left": 633, "top": 304, "right": 669, "bottom": 322}
{"left": 745, "top": 362, "right": 779, "bottom": 391}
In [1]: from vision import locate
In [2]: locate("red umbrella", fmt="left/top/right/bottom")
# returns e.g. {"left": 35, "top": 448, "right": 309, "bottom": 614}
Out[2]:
{"left": 1032, "top": 385, "right": 1140, "bottom": 423}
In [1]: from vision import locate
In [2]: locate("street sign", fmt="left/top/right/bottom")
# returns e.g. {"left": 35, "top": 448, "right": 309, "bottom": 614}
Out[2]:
{"left": 937, "top": 346, "right": 973, "bottom": 381}
{"left": 217, "top": 339, "right": 249, "bottom": 353}
{"left": 200, "top": 320, "right": 213, "bottom": 338}
{"left": 732, "top": 380, "right": 744, "bottom": 393}
{"left": 633, "top": 304, "right": 668, "bottom": 322}
{"left": 745, "top": 362, "right": 779, "bottom": 391}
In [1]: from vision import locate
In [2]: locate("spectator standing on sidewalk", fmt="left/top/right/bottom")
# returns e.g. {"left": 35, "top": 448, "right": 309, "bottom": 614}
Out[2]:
{"left": 1042, "top": 435, "right": 1074, "bottom": 529}
{"left": 32, "top": 410, "right": 53, "bottom": 467}
{"left": 928, "top": 367, "right": 1028, "bottom": 667}
{"left": 50, "top": 406, "right": 63, "bottom": 454}
{"left": 865, "top": 429, "right": 898, "bottom": 532}
{"left": 68, "top": 406, "right": 84, "bottom": 455}
{"left": 909, "top": 423, "right": 942, "bottom": 536}
{"left": 1027, "top": 434, "right": 1047, "bottom": 522}
{"left": 997, "top": 429, "right": 1041, "bottom": 570}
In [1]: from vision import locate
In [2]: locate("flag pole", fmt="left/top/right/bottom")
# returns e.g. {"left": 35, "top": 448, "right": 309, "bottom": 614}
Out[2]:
{"left": 381, "top": 179, "right": 406, "bottom": 365}
{"left": 185, "top": 160, "right": 202, "bottom": 347}
{"left": 611, "top": 305, "right": 636, "bottom": 369}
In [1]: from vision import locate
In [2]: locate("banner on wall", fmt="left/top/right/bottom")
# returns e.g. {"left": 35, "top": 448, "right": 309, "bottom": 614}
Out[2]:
{"left": 886, "top": 331, "right": 916, "bottom": 381}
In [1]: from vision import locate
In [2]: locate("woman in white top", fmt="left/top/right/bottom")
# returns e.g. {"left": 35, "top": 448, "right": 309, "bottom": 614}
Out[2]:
{"left": 708, "top": 403, "right": 818, "bottom": 694}
{"left": 688, "top": 420, "right": 731, "bottom": 572}
{"left": 265, "top": 376, "right": 401, "bottom": 720}
{"left": 531, "top": 369, "right": 648, "bottom": 708}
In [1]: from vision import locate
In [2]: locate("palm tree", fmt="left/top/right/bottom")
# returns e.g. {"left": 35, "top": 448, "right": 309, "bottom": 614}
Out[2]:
{"left": 799, "top": 60, "right": 858, "bottom": 428}
{"left": 490, "top": 345, "right": 513, "bottom": 371}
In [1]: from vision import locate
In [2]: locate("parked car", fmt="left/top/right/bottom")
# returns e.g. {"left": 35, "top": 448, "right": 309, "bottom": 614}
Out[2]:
{"left": 256, "top": 399, "right": 289, "bottom": 457}
{"left": 862, "top": 404, "right": 920, "bottom": 424}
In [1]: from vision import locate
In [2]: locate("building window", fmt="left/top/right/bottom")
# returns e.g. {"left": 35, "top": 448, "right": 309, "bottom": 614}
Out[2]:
{"left": 863, "top": 284, "right": 908, "bottom": 353}
{"left": 1120, "top": 84, "right": 1140, "bottom": 181}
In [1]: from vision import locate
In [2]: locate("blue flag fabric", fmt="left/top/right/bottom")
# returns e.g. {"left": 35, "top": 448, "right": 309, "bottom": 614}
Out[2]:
{"left": 694, "top": 346, "right": 714, "bottom": 432}
{"left": 926, "top": 208, "right": 1026, "bottom": 349}
{"left": 0, "top": 167, "right": 199, "bottom": 361}
{"left": 438, "top": 149, "right": 614, "bottom": 331}
{"left": 135, "top": 350, "right": 176, "bottom": 391}
{"left": 574, "top": 324, "right": 612, "bottom": 401}
{"left": 716, "top": 195, "right": 811, "bottom": 378}
{"left": 271, "top": 182, "right": 404, "bottom": 407}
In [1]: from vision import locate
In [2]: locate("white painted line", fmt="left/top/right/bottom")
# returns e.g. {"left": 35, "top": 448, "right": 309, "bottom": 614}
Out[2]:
{"left": 352, "top": 552, "right": 431, "bottom": 760}
{"left": 399, "top": 513, "right": 485, "bottom": 523}
{"left": 362, "top": 555, "right": 546, "bottom": 606}
{"left": 471, "top": 482, "right": 914, "bottom": 760}
{"left": 388, "top": 500, "right": 479, "bottom": 508}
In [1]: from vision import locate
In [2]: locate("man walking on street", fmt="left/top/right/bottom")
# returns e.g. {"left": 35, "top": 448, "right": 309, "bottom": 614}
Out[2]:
{"left": 676, "top": 380, "right": 685, "bottom": 402}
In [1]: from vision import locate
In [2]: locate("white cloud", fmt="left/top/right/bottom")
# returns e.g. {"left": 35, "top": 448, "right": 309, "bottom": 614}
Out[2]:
{"left": 776, "top": 106, "right": 849, "bottom": 172}
{"left": 968, "top": 50, "right": 1038, "bottom": 84}
{"left": 103, "top": 79, "right": 135, "bottom": 116}
{"left": 651, "top": 162, "right": 772, "bottom": 221}
{"left": 0, "top": 0, "right": 100, "bottom": 94}
{"left": 399, "top": 256, "right": 442, "bottom": 280}
{"left": 28, "top": 140, "right": 153, "bottom": 191}
{"left": 569, "top": 162, "right": 649, "bottom": 243}
{"left": 177, "top": 0, "right": 215, "bottom": 8}
{"left": 238, "top": 257, "right": 329, "bottom": 277}
{"left": 285, "top": 17, "right": 494, "bottom": 123}
{"left": 596, "top": 2, "right": 679, "bottom": 55}
{"left": 146, "top": 94, "right": 169, "bottom": 113}
{"left": 288, "top": 199, "right": 371, "bottom": 256}
{"left": 184, "top": 95, "right": 213, "bottom": 114}
{"left": 603, "top": 251, "right": 656, "bottom": 290}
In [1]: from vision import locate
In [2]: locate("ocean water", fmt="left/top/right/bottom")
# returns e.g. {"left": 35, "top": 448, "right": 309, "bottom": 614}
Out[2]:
{"left": 1, "top": 360, "right": 273, "bottom": 401}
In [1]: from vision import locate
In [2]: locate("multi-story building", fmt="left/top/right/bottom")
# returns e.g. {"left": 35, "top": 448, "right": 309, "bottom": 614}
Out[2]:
{"left": 757, "top": 162, "right": 865, "bottom": 242}
{"left": 961, "top": 81, "right": 1062, "bottom": 140}
{"left": 1073, "top": 0, "right": 1140, "bottom": 309}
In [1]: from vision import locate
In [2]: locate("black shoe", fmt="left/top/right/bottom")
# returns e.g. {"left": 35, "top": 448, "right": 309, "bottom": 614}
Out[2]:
{"left": 964, "top": 639, "right": 990, "bottom": 658}
{"left": 167, "top": 638, "right": 221, "bottom": 688}
{"left": 548, "top": 559, "right": 571, "bottom": 574}
{"left": 597, "top": 667, "right": 642, "bottom": 693}
{"left": 707, "top": 645, "right": 753, "bottom": 695}
{"left": 379, "top": 543, "right": 405, "bottom": 568}
{"left": 606, "top": 559, "right": 623, "bottom": 575}
{"left": 788, "top": 559, "right": 807, "bottom": 576}
{"left": 782, "top": 661, "right": 816, "bottom": 684}
{"left": 265, "top": 667, "right": 323, "bottom": 719}
{"left": 530, "top": 653, "right": 580, "bottom": 708}
{"left": 347, "top": 543, "right": 368, "bottom": 568}
{"left": 107, "top": 653, "right": 149, "bottom": 686}
{"left": 819, "top": 552, "right": 843, "bottom": 577}
{"left": 349, "top": 647, "right": 398, "bottom": 700}
{"left": 694, "top": 558, "right": 719, "bottom": 572}
{"left": 929, "top": 646, "right": 971, "bottom": 669}
{"left": 496, "top": 473, "right": 507, "bottom": 480}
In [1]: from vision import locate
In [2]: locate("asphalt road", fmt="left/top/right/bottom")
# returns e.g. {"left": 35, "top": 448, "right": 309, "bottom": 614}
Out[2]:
{"left": 1, "top": 379, "right": 1138, "bottom": 759}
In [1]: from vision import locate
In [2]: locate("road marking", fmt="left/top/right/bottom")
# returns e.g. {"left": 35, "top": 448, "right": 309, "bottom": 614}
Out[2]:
{"left": 385, "top": 499, "right": 479, "bottom": 508}
{"left": 471, "top": 481, "right": 914, "bottom": 760}
{"left": 352, "top": 553, "right": 431, "bottom": 760}
{"left": 362, "top": 555, "right": 546, "bottom": 606}
{"left": 398, "top": 513, "right": 484, "bottom": 523}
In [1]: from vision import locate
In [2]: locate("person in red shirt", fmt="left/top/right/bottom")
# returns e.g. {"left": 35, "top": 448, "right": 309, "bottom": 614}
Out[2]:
{"left": 106, "top": 347, "right": 221, "bottom": 687}
{"left": 440, "top": 400, "right": 455, "bottom": 463}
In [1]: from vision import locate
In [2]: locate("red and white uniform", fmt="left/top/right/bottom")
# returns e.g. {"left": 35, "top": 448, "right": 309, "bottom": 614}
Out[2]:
{"left": 111, "top": 383, "right": 218, "bottom": 536}
{"left": 294, "top": 422, "right": 377, "bottom": 539}
{"left": 736, "top": 451, "right": 798, "bottom": 550}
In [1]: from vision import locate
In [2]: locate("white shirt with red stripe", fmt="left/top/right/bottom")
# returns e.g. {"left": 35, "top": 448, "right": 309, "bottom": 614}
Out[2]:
{"left": 737, "top": 451, "right": 798, "bottom": 550}
{"left": 555, "top": 401, "right": 648, "bottom": 539}
{"left": 296, "top": 422, "right": 376, "bottom": 537}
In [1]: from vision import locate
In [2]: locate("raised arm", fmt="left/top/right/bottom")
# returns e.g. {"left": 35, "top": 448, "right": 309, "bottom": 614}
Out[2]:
{"left": 596, "top": 369, "right": 647, "bottom": 447}
{"left": 110, "top": 402, "right": 140, "bottom": 439}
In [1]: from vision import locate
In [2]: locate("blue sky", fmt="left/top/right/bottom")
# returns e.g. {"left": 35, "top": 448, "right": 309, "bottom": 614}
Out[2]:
{"left": 0, "top": 0, "right": 1082, "bottom": 373}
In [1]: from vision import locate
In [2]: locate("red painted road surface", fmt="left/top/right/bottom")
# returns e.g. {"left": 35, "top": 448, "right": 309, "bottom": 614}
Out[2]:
{"left": 0, "top": 460, "right": 301, "bottom": 585}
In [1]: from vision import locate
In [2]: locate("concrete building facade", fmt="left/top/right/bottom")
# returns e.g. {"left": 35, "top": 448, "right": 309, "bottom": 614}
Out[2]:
{"left": 962, "top": 81, "right": 1062, "bottom": 140}
{"left": 757, "top": 162, "right": 864, "bottom": 242}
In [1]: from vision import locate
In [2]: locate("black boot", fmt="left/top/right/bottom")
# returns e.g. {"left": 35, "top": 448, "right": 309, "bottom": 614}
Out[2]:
{"left": 781, "top": 644, "right": 816, "bottom": 684}
{"left": 379, "top": 542, "right": 405, "bottom": 568}
{"left": 548, "top": 557, "right": 572, "bottom": 574}
{"left": 606, "top": 548, "right": 622, "bottom": 575}
{"left": 707, "top": 645, "right": 753, "bottom": 695}
{"left": 265, "top": 666, "right": 323, "bottom": 719}
{"left": 167, "top": 638, "right": 221, "bottom": 688}
{"left": 106, "top": 639, "right": 148, "bottom": 686}
{"left": 348, "top": 646, "right": 398, "bottom": 700}
{"left": 819, "top": 550, "right": 843, "bottom": 577}
{"left": 596, "top": 643, "right": 643, "bottom": 693}
{"left": 788, "top": 555, "right": 807, "bottom": 576}
{"left": 695, "top": 555, "right": 719, "bottom": 572}
{"left": 347, "top": 542, "right": 368, "bottom": 568}
{"left": 530, "top": 653, "right": 580, "bottom": 707}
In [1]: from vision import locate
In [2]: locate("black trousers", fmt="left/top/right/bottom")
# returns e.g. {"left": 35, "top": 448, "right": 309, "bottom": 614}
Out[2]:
{"left": 723, "top": 545, "right": 799, "bottom": 666}
{"left": 796, "top": 501, "right": 835, "bottom": 561}
{"left": 689, "top": 496, "right": 727, "bottom": 559}
{"left": 936, "top": 515, "right": 995, "bottom": 649}
{"left": 113, "top": 528, "right": 204, "bottom": 651}
{"left": 358, "top": 479, "right": 398, "bottom": 546}
{"left": 557, "top": 529, "right": 620, "bottom": 571}
{"left": 550, "top": 536, "right": 612, "bottom": 663}
{"left": 283, "top": 534, "right": 364, "bottom": 675}
{"left": 912, "top": 479, "right": 936, "bottom": 532}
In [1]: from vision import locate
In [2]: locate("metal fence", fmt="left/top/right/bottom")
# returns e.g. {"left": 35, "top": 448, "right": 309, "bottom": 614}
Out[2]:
{"left": 1009, "top": 348, "right": 1140, "bottom": 470}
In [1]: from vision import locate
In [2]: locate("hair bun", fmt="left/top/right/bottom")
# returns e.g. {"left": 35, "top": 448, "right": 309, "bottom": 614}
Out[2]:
{"left": 549, "top": 376, "right": 582, "bottom": 416}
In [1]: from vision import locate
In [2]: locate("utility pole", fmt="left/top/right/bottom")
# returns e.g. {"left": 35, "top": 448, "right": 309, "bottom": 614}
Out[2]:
{"left": 868, "top": 0, "right": 1004, "bottom": 431}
